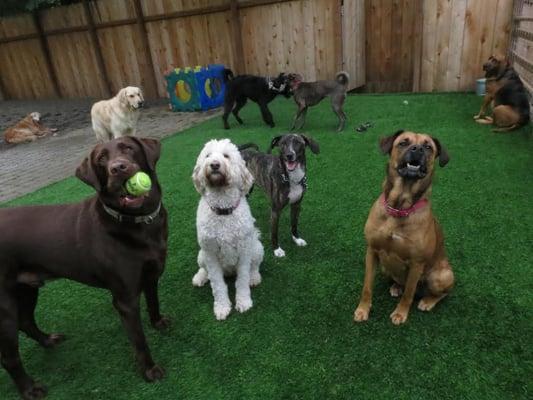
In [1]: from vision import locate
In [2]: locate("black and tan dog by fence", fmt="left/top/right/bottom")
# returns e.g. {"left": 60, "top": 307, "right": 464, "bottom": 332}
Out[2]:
{"left": 474, "top": 55, "right": 530, "bottom": 132}
{"left": 354, "top": 130, "right": 454, "bottom": 325}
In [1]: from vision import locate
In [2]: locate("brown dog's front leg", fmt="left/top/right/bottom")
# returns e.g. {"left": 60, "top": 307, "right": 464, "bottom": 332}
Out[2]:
{"left": 112, "top": 295, "right": 165, "bottom": 382}
{"left": 143, "top": 276, "right": 170, "bottom": 330}
{"left": 390, "top": 262, "right": 424, "bottom": 325}
{"left": 474, "top": 95, "right": 492, "bottom": 120}
{"left": 354, "top": 247, "right": 378, "bottom": 322}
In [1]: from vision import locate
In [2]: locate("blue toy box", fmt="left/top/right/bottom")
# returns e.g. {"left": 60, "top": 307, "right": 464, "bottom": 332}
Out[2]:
{"left": 165, "top": 64, "right": 226, "bottom": 111}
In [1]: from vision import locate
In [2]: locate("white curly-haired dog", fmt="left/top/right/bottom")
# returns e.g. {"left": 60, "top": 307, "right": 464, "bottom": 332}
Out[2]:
{"left": 192, "top": 138, "right": 264, "bottom": 320}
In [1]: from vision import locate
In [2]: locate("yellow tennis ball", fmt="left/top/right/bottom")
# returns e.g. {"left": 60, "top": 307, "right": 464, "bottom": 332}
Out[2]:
{"left": 125, "top": 172, "right": 152, "bottom": 196}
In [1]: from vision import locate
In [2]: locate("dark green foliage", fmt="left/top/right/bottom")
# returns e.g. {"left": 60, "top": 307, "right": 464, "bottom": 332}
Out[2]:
{"left": 1, "top": 93, "right": 531, "bottom": 399}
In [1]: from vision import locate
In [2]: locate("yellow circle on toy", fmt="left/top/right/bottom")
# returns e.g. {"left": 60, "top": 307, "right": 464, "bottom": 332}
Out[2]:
{"left": 125, "top": 172, "right": 152, "bottom": 196}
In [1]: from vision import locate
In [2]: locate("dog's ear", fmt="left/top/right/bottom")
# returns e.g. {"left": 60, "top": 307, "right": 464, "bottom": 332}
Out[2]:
{"left": 379, "top": 130, "right": 405, "bottom": 155}
{"left": 267, "top": 136, "right": 282, "bottom": 154}
{"left": 118, "top": 88, "right": 128, "bottom": 105}
{"left": 238, "top": 160, "right": 254, "bottom": 194}
{"left": 191, "top": 164, "right": 204, "bottom": 194}
{"left": 300, "top": 135, "right": 320, "bottom": 154}
{"left": 76, "top": 145, "right": 102, "bottom": 191}
{"left": 130, "top": 137, "right": 161, "bottom": 171}
{"left": 431, "top": 137, "right": 450, "bottom": 167}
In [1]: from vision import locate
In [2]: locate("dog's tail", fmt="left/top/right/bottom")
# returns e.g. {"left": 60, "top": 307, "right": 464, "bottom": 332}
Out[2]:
{"left": 223, "top": 68, "right": 234, "bottom": 83}
{"left": 238, "top": 143, "right": 260, "bottom": 152}
{"left": 335, "top": 71, "right": 350, "bottom": 86}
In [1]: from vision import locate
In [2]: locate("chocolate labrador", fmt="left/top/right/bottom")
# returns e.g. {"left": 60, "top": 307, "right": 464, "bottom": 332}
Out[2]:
{"left": 0, "top": 137, "right": 168, "bottom": 399}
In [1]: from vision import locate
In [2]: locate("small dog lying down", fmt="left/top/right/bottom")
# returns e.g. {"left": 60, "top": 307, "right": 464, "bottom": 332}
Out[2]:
{"left": 91, "top": 86, "right": 145, "bottom": 142}
{"left": 192, "top": 138, "right": 264, "bottom": 320}
{"left": 3, "top": 112, "right": 57, "bottom": 144}
{"left": 288, "top": 71, "right": 349, "bottom": 131}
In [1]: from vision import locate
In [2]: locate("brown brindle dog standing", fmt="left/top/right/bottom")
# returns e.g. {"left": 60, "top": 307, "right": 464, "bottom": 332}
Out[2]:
{"left": 354, "top": 130, "right": 454, "bottom": 325}
{"left": 474, "top": 55, "right": 530, "bottom": 132}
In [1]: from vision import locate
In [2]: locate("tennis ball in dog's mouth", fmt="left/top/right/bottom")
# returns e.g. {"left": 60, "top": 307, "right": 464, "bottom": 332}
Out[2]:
{"left": 125, "top": 172, "right": 152, "bottom": 196}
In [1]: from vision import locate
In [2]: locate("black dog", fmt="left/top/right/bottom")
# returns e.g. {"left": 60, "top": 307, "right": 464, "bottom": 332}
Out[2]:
{"left": 222, "top": 69, "right": 292, "bottom": 129}
{"left": 240, "top": 134, "right": 320, "bottom": 257}
{"left": 0, "top": 137, "right": 168, "bottom": 399}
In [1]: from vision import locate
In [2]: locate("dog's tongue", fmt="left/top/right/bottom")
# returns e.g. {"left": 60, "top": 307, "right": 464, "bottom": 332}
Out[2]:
{"left": 286, "top": 161, "right": 297, "bottom": 171}
{"left": 120, "top": 194, "right": 145, "bottom": 208}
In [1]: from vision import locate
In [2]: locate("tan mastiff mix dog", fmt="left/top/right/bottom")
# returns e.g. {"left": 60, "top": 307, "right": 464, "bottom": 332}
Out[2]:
{"left": 354, "top": 130, "right": 454, "bottom": 325}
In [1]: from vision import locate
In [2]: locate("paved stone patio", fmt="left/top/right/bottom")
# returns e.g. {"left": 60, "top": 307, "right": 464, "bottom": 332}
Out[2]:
{"left": 0, "top": 100, "right": 220, "bottom": 203}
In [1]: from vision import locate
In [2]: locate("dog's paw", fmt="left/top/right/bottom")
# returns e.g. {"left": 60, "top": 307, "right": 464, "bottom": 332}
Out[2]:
{"left": 292, "top": 235, "right": 307, "bottom": 247}
{"left": 249, "top": 272, "right": 262, "bottom": 287}
{"left": 152, "top": 316, "right": 171, "bottom": 330}
{"left": 235, "top": 296, "right": 253, "bottom": 313}
{"left": 214, "top": 302, "right": 232, "bottom": 320}
{"left": 41, "top": 333, "right": 66, "bottom": 348}
{"left": 353, "top": 306, "right": 370, "bottom": 322}
{"left": 473, "top": 114, "right": 481, "bottom": 120}
{"left": 192, "top": 269, "right": 208, "bottom": 287}
{"left": 144, "top": 364, "right": 166, "bottom": 382}
{"left": 390, "top": 308, "right": 409, "bottom": 325}
{"left": 21, "top": 382, "right": 47, "bottom": 400}
{"left": 274, "top": 247, "right": 286, "bottom": 258}
{"left": 389, "top": 283, "right": 403, "bottom": 298}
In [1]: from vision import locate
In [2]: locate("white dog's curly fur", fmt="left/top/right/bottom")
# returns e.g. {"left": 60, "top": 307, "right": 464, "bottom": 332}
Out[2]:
{"left": 192, "top": 139, "right": 264, "bottom": 320}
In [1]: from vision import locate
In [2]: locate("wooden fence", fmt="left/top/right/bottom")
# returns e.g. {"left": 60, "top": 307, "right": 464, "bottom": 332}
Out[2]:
{"left": 510, "top": 0, "right": 533, "bottom": 114}
{"left": 365, "top": 0, "right": 514, "bottom": 92}
{"left": 0, "top": 0, "right": 517, "bottom": 100}
{"left": 0, "top": 0, "right": 365, "bottom": 100}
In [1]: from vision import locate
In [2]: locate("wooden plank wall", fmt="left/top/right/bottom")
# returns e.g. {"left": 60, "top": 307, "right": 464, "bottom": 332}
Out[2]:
{"left": 365, "top": 0, "right": 514, "bottom": 93}
{"left": 0, "top": 0, "right": 363, "bottom": 100}
{"left": 510, "top": 0, "right": 533, "bottom": 98}
{"left": 342, "top": 0, "right": 366, "bottom": 89}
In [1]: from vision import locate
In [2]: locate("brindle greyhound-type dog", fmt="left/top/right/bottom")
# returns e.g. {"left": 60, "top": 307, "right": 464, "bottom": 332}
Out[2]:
{"left": 240, "top": 134, "right": 320, "bottom": 258}
{"left": 354, "top": 130, "right": 454, "bottom": 325}
{"left": 474, "top": 55, "right": 530, "bottom": 132}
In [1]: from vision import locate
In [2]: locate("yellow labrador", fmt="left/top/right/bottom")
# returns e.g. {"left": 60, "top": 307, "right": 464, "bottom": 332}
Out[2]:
{"left": 91, "top": 86, "right": 144, "bottom": 142}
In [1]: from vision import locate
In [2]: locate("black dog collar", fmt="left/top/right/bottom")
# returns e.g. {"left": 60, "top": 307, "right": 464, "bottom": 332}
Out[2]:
{"left": 101, "top": 201, "right": 161, "bottom": 224}
{"left": 281, "top": 173, "right": 308, "bottom": 190}
{"left": 209, "top": 198, "right": 241, "bottom": 216}
{"left": 266, "top": 77, "right": 286, "bottom": 93}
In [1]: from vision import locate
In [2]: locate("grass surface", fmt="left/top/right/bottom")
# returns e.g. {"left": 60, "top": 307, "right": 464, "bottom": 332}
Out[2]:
{"left": 1, "top": 93, "right": 532, "bottom": 400}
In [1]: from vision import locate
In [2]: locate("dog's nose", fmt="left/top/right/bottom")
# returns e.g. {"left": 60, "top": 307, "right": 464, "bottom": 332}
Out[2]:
{"left": 210, "top": 161, "right": 220, "bottom": 171}
{"left": 409, "top": 145, "right": 423, "bottom": 154}
{"left": 139, "top": 101, "right": 145, "bottom": 107}
{"left": 109, "top": 160, "right": 130, "bottom": 176}
{"left": 286, "top": 153, "right": 296, "bottom": 161}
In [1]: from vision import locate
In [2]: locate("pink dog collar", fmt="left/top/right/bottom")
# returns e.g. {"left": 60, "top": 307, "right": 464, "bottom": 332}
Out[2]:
{"left": 381, "top": 193, "right": 428, "bottom": 218}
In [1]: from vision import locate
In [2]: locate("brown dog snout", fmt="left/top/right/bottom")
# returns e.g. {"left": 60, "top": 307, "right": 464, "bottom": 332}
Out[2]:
{"left": 108, "top": 159, "right": 135, "bottom": 176}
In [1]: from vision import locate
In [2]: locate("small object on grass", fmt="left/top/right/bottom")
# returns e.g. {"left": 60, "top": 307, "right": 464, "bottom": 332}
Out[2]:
{"left": 403, "top": 100, "right": 409, "bottom": 105}
{"left": 356, "top": 122, "right": 373, "bottom": 133}
{"left": 125, "top": 172, "right": 152, "bottom": 196}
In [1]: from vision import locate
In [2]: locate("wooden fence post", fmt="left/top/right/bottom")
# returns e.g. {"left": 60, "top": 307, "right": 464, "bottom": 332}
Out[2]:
{"left": 411, "top": 0, "right": 423, "bottom": 92}
{"left": 33, "top": 11, "right": 61, "bottom": 97}
{"left": 335, "top": 0, "right": 344, "bottom": 73}
{"left": 82, "top": 0, "right": 112, "bottom": 97}
{"left": 230, "top": 0, "right": 245, "bottom": 74}
{"left": 133, "top": 0, "right": 159, "bottom": 97}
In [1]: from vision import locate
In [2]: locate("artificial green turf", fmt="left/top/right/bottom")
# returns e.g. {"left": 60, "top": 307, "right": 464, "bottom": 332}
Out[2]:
{"left": 1, "top": 93, "right": 532, "bottom": 400}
